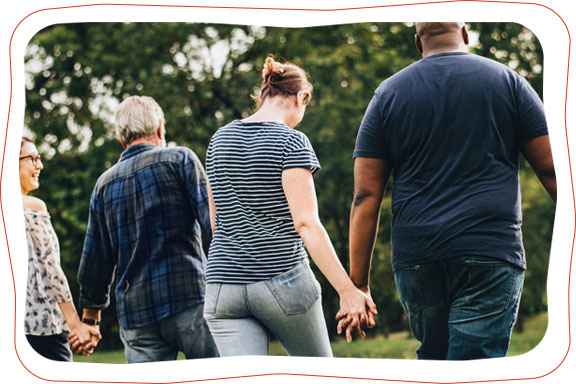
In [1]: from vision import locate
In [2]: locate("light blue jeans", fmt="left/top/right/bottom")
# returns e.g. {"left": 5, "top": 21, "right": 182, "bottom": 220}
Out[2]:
{"left": 203, "top": 261, "right": 333, "bottom": 357}
{"left": 119, "top": 302, "right": 219, "bottom": 363}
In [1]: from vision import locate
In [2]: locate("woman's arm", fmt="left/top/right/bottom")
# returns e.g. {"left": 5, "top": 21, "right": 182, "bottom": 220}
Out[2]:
{"left": 58, "top": 302, "right": 101, "bottom": 356}
{"left": 207, "top": 179, "right": 216, "bottom": 235}
{"left": 282, "top": 167, "right": 377, "bottom": 341}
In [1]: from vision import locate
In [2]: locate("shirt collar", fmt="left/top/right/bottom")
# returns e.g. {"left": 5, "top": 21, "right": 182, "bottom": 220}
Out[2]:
{"left": 424, "top": 51, "right": 470, "bottom": 60}
{"left": 119, "top": 143, "right": 158, "bottom": 162}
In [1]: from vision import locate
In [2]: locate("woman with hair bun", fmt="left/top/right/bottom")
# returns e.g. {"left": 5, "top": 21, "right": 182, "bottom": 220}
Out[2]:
{"left": 204, "top": 55, "right": 376, "bottom": 356}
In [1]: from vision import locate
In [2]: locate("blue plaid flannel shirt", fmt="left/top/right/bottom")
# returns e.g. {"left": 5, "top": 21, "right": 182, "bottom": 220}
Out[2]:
{"left": 78, "top": 143, "right": 211, "bottom": 329}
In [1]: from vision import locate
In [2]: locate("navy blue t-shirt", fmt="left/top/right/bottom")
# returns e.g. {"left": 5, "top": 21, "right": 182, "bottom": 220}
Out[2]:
{"left": 354, "top": 52, "right": 548, "bottom": 271}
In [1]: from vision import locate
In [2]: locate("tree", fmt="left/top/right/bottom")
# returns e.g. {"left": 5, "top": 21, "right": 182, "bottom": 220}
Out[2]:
{"left": 24, "top": 22, "right": 552, "bottom": 348}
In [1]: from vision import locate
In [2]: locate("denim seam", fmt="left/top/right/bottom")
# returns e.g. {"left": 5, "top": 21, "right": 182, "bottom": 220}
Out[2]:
{"left": 416, "top": 266, "right": 425, "bottom": 313}
{"left": 502, "top": 267, "right": 519, "bottom": 311}
{"left": 204, "top": 283, "right": 221, "bottom": 315}
{"left": 264, "top": 278, "right": 290, "bottom": 315}
{"left": 466, "top": 260, "right": 510, "bottom": 267}
{"left": 242, "top": 284, "right": 251, "bottom": 314}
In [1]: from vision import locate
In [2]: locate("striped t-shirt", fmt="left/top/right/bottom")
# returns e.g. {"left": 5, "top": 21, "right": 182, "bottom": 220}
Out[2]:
{"left": 206, "top": 120, "right": 321, "bottom": 283}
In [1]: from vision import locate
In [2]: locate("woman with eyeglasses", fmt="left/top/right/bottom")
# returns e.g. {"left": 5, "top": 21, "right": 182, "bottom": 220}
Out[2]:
{"left": 20, "top": 136, "right": 100, "bottom": 361}
{"left": 203, "top": 56, "right": 377, "bottom": 356}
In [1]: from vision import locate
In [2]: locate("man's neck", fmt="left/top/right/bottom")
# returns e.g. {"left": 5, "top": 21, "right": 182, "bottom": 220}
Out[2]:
{"left": 422, "top": 45, "right": 468, "bottom": 58}
{"left": 421, "top": 35, "right": 468, "bottom": 58}
{"left": 124, "top": 136, "right": 162, "bottom": 149}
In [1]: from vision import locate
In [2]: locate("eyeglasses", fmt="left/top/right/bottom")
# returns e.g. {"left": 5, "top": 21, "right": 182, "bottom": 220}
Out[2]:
{"left": 19, "top": 153, "right": 42, "bottom": 165}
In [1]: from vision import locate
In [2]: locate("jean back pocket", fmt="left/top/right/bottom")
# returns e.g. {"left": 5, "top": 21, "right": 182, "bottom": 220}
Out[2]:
{"left": 265, "top": 263, "right": 320, "bottom": 316}
{"left": 464, "top": 259, "right": 523, "bottom": 314}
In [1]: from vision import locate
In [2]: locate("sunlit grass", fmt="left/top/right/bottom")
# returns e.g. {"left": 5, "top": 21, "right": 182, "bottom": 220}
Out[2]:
{"left": 74, "top": 312, "right": 547, "bottom": 363}
{"left": 507, "top": 312, "right": 548, "bottom": 357}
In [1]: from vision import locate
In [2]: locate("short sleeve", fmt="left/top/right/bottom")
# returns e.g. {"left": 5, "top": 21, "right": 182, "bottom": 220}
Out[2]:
{"left": 353, "top": 90, "right": 388, "bottom": 159}
{"left": 515, "top": 75, "right": 548, "bottom": 142}
{"left": 282, "top": 131, "right": 321, "bottom": 175}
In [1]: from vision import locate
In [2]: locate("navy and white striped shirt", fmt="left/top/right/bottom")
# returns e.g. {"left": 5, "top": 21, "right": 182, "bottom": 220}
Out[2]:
{"left": 206, "top": 120, "right": 320, "bottom": 283}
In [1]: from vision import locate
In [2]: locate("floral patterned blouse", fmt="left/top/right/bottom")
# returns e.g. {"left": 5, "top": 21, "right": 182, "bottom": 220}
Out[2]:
{"left": 24, "top": 209, "right": 72, "bottom": 336}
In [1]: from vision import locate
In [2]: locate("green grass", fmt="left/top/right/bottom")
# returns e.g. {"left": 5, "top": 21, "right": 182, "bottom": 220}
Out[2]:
{"left": 74, "top": 349, "right": 127, "bottom": 364}
{"left": 74, "top": 312, "right": 548, "bottom": 363}
{"left": 268, "top": 330, "right": 420, "bottom": 359}
{"left": 507, "top": 312, "right": 548, "bottom": 357}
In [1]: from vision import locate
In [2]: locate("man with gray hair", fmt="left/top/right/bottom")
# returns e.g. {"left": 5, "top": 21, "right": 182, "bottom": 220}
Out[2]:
{"left": 75, "top": 95, "right": 219, "bottom": 362}
{"left": 346, "top": 22, "right": 555, "bottom": 359}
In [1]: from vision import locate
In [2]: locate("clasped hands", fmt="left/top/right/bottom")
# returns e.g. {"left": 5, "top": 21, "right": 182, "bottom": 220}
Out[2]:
{"left": 336, "top": 286, "right": 377, "bottom": 343}
{"left": 67, "top": 322, "right": 101, "bottom": 357}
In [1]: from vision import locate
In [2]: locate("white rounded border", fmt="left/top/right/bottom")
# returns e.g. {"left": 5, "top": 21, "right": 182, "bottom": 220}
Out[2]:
{"left": 1, "top": 1, "right": 573, "bottom": 383}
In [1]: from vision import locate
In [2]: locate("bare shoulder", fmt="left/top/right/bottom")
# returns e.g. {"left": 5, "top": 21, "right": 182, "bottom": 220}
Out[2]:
{"left": 22, "top": 195, "right": 48, "bottom": 212}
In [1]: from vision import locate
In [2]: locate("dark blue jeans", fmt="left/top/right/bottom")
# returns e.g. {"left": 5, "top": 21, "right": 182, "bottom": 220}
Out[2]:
{"left": 394, "top": 256, "right": 524, "bottom": 360}
{"left": 119, "top": 302, "right": 219, "bottom": 363}
{"left": 26, "top": 332, "right": 72, "bottom": 361}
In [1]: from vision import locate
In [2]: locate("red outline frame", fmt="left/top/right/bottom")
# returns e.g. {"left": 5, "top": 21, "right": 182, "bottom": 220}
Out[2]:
{"left": 1, "top": 1, "right": 573, "bottom": 383}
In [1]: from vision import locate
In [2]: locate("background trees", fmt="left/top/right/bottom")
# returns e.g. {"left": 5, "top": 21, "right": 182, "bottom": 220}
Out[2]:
{"left": 23, "top": 22, "right": 553, "bottom": 349}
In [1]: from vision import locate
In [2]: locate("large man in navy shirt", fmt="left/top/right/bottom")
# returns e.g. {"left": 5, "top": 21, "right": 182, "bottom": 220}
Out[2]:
{"left": 75, "top": 96, "right": 218, "bottom": 362}
{"left": 347, "top": 23, "right": 556, "bottom": 359}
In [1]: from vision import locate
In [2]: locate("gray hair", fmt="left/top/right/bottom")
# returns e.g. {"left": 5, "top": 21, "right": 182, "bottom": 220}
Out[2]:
{"left": 115, "top": 96, "right": 164, "bottom": 145}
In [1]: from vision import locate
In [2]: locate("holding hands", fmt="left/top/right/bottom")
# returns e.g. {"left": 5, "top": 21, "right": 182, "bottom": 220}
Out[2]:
{"left": 67, "top": 321, "right": 101, "bottom": 357}
{"left": 335, "top": 286, "right": 377, "bottom": 343}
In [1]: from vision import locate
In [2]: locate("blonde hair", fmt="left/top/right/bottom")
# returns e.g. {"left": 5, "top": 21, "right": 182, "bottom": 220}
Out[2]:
{"left": 253, "top": 55, "right": 312, "bottom": 108}
{"left": 115, "top": 96, "right": 164, "bottom": 145}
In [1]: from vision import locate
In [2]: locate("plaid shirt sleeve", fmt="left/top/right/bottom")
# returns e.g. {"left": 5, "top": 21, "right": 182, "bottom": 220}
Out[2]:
{"left": 77, "top": 186, "right": 116, "bottom": 310}
{"left": 182, "top": 150, "right": 212, "bottom": 241}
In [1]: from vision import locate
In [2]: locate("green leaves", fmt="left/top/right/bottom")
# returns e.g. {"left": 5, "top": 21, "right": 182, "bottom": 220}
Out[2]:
{"left": 25, "top": 22, "right": 551, "bottom": 344}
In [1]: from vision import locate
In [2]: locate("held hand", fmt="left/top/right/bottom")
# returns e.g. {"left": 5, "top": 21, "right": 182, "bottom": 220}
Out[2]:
{"left": 68, "top": 333, "right": 88, "bottom": 356}
{"left": 336, "top": 313, "right": 366, "bottom": 343}
{"left": 356, "top": 285, "right": 376, "bottom": 329}
{"left": 68, "top": 330, "right": 100, "bottom": 356}
{"left": 337, "top": 285, "right": 376, "bottom": 326}
{"left": 68, "top": 323, "right": 101, "bottom": 356}
{"left": 335, "top": 287, "right": 377, "bottom": 342}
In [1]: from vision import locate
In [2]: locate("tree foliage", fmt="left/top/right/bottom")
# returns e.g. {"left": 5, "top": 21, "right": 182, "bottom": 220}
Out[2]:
{"left": 23, "top": 22, "right": 553, "bottom": 348}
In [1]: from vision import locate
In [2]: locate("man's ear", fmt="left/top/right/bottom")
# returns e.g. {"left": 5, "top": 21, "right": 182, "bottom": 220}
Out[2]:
{"left": 415, "top": 34, "right": 423, "bottom": 54}
{"left": 461, "top": 25, "right": 469, "bottom": 45}
{"left": 156, "top": 121, "right": 164, "bottom": 139}
{"left": 119, "top": 138, "right": 127, "bottom": 149}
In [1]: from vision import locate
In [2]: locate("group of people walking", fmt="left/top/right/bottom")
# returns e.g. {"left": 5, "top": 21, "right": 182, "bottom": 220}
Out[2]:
{"left": 21, "top": 22, "right": 555, "bottom": 363}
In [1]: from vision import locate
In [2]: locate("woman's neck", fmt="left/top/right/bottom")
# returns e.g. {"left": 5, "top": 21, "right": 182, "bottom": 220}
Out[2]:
{"left": 243, "top": 98, "right": 295, "bottom": 127}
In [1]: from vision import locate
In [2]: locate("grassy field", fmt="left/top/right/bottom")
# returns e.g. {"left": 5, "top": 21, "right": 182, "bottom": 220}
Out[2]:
{"left": 74, "top": 312, "right": 547, "bottom": 363}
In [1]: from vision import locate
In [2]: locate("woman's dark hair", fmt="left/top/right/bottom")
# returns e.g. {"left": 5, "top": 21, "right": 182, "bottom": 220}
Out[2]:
{"left": 253, "top": 55, "right": 313, "bottom": 108}
{"left": 21, "top": 136, "right": 34, "bottom": 150}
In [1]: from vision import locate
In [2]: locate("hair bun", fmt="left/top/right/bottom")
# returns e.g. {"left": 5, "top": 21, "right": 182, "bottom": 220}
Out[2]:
{"left": 263, "top": 55, "right": 284, "bottom": 82}
{"left": 253, "top": 54, "right": 312, "bottom": 109}
{"left": 263, "top": 55, "right": 275, "bottom": 76}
